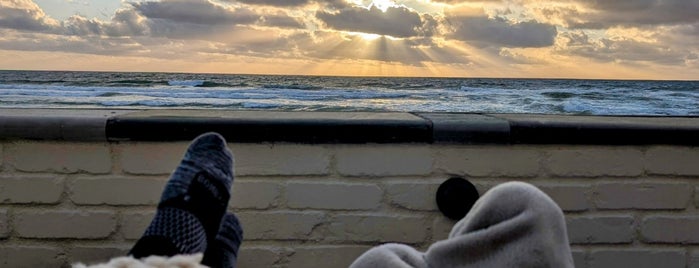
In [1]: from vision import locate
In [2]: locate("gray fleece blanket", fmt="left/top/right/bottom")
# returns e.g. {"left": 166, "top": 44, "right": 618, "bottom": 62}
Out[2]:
{"left": 350, "top": 182, "right": 574, "bottom": 268}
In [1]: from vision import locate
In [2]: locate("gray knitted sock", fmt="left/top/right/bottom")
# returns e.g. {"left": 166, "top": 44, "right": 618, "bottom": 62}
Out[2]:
{"left": 130, "top": 133, "right": 234, "bottom": 258}
{"left": 202, "top": 213, "right": 243, "bottom": 268}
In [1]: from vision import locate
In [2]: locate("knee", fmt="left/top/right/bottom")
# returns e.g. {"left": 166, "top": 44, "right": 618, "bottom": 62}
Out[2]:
{"left": 450, "top": 181, "right": 565, "bottom": 237}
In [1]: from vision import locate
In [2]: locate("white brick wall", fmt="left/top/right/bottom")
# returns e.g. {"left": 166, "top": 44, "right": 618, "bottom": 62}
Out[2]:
{"left": 14, "top": 210, "right": 117, "bottom": 239}
{"left": 545, "top": 147, "right": 645, "bottom": 177}
{"left": 0, "top": 141, "right": 698, "bottom": 267}
{"left": 0, "top": 209, "right": 8, "bottom": 239}
{"left": 0, "top": 175, "right": 64, "bottom": 204}
{"left": 6, "top": 142, "right": 112, "bottom": 174}
{"left": 70, "top": 176, "right": 165, "bottom": 205}
{"left": 335, "top": 146, "right": 433, "bottom": 176}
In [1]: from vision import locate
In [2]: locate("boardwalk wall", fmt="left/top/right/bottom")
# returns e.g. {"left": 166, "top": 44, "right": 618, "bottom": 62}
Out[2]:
{"left": 0, "top": 109, "right": 698, "bottom": 268}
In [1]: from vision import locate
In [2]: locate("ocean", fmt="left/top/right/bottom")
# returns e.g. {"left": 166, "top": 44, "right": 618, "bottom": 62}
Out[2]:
{"left": 0, "top": 70, "right": 697, "bottom": 115}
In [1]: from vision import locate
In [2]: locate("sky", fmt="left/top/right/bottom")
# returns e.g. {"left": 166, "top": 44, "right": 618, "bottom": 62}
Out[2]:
{"left": 0, "top": 0, "right": 697, "bottom": 79}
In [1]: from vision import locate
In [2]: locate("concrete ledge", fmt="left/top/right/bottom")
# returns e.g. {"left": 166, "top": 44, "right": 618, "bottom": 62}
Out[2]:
{"left": 0, "top": 108, "right": 698, "bottom": 145}
{"left": 0, "top": 109, "right": 132, "bottom": 141}
{"left": 106, "top": 110, "right": 432, "bottom": 143}
{"left": 500, "top": 114, "right": 699, "bottom": 145}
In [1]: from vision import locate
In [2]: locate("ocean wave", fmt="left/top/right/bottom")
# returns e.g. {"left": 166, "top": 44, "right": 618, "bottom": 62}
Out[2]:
{"left": 262, "top": 84, "right": 325, "bottom": 90}
{"left": 168, "top": 80, "right": 205, "bottom": 87}
{"left": 1, "top": 71, "right": 698, "bottom": 115}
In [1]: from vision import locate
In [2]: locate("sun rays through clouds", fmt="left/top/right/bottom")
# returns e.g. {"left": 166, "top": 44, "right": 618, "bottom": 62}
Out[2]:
{"left": 0, "top": 0, "right": 697, "bottom": 79}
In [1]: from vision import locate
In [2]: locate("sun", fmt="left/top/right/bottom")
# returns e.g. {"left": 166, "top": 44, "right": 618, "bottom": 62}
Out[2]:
{"left": 371, "top": 0, "right": 395, "bottom": 12}
{"left": 358, "top": 32, "right": 382, "bottom": 41}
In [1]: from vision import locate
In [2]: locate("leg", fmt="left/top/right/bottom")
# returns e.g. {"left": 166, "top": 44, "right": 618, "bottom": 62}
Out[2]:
{"left": 202, "top": 213, "right": 244, "bottom": 268}
{"left": 351, "top": 182, "right": 573, "bottom": 268}
{"left": 129, "top": 133, "right": 238, "bottom": 260}
{"left": 425, "top": 181, "right": 573, "bottom": 267}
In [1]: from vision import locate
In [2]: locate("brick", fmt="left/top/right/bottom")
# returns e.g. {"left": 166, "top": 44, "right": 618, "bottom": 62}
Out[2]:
{"left": 326, "top": 214, "right": 429, "bottom": 243}
{"left": 15, "top": 210, "right": 116, "bottom": 239}
{"left": 237, "top": 247, "right": 283, "bottom": 268}
{"left": 119, "top": 143, "right": 187, "bottom": 175}
{"left": 642, "top": 216, "right": 699, "bottom": 244}
{"left": 594, "top": 183, "right": 691, "bottom": 210}
{"left": 589, "top": 249, "right": 685, "bottom": 268}
{"left": 386, "top": 182, "right": 439, "bottom": 211}
{"left": 238, "top": 211, "right": 325, "bottom": 240}
{"left": 566, "top": 216, "right": 635, "bottom": 244}
{"left": 572, "top": 250, "right": 587, "bottom": 268}
{"left": 646, "top": 147, "right": 699, "bottom": 176}
{"left": 71, "top": 177, "right": 165, "bottom": 205}
{"left": 538, "top": 185, "right": 590, "bottom": 212}
{"left": 286, "top": 182, "right": 382, "bottom": 210}
{"left": 232, "top": 144, "right": 330, "bottom": 176}
{"left": 231, "top": 181, "right": 281, "bottom": 209}
{"left": 690, "top": 250, "right": 699, "bottom": 268}
{"left": 68, "top": 246, "right": 130, "bottom": 266}
{"left": 433, "top": 216, "right": 457, "bottom": 241}
{"left": 0, "top": 209, "right": 8, "bottom": 239}
{"left": 7, "top": 142, "right": 111, "bottom": 174}
{"left": 120, "top": 211, "right": 155, "bottom": 240}
{"left": 0, "top": 175, "right": 64, "bottom": 204}
{"left": 0, "top": 246, "right": 64, "bottom": 267}
{"left": 336, "top": 146, "right": 432, "bottom": 176}
{"left": 288, "top": 246, "right": 371, "bottom": 268}
{"left": 436, "top": 147, "right": 541, "bottom": 177}
{"left": 546, "top": 148, "right": 643, "bottom": 177}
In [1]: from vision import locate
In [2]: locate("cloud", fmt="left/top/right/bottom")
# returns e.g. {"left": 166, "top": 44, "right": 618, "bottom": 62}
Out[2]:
{"left": 234, "top": 0, "right": 311, "bottom": 7}
{"left": 0, "top": 0, "right": 59, "bottom": 32}
{"left": 538, "top": 0, "right": 699, "bottom": 29}
{"left": 299, "top": 31, "right": 470, "bottom": 65}
{"left": 259, "top": 13, "right": 305, "bottom": 28}
{"left": 316, "top": 5, "right": 433, "bottom": 38}
{"left": 132, "top": 0, "right": 259, "bottom": 26}
{"left": 231, "top": 0, "right": 348, "bottom": 8}
{"left": 556, "top": 31, "right": 696, "bottom": 65}
{"left": 446, "top": 15, "right": 557, "bottom": 48}
{"left": 0, "top": 29, "right": 147, "bottom": 56}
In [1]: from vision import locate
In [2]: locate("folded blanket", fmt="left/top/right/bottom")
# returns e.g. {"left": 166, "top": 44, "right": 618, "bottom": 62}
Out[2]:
{"left": 350, "top": 181, "right": 574, "bottom": 268}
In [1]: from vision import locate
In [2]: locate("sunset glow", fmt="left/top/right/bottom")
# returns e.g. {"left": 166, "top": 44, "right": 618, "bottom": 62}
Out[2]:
{"left": 0, "top": 0, "right": 697, "bottom": 79}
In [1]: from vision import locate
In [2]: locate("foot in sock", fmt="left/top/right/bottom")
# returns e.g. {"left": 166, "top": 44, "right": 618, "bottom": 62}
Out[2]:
{"left": 130, "top": 132, "right": 234, "bottom": 258}
{"left": 202, "top": 213, "right": 244, "bottom": 268}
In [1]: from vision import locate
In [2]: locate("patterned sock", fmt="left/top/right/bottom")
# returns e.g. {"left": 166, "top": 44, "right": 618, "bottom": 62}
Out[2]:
{"left": 202, "top": 213, "right": 244, "bottom": 268}
{"left": 130, "top": 133, "right": 234, "bottom": 258}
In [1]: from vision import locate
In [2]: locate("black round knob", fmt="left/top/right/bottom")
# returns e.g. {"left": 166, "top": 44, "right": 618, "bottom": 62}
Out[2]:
{"left": 436, "top": 177, "right": 479, "bottom": 221}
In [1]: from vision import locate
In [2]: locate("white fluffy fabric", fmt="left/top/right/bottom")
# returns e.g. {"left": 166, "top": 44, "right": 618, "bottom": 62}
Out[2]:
{"left": 350, "top": 182, "right": 574, "bottom": 268}
{"left": 73, "top": 254, "right": 207, "bottom": 268}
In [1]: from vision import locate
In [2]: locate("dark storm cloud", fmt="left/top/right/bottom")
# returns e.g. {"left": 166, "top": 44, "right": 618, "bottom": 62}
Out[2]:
{"left": 447, "top": 15, "right": 557, "bottom": 48}
{"left": 316, "top": 5, "right": 433, "bottom": 38}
